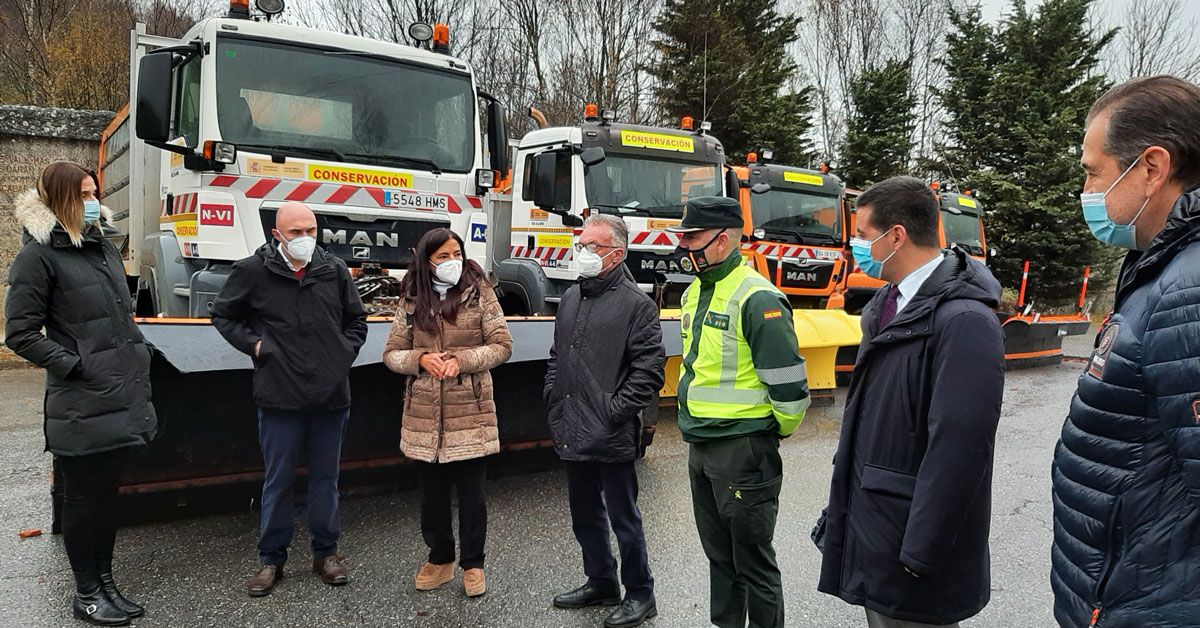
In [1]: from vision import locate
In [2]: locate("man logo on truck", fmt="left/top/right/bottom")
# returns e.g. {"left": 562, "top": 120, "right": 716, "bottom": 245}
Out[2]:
{"left": 322, "top": 229, "right": 402, "bottom": 248}
{"left": 785, "top": 270, "right": 818, "bottom": 283}
{"left": 642, "top": 259, "right": 684, "bottom": 273}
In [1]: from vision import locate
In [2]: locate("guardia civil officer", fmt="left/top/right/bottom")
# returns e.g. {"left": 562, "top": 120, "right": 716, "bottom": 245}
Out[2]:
{"left": 666, "top": 196, "right": 810, "bottom": 628}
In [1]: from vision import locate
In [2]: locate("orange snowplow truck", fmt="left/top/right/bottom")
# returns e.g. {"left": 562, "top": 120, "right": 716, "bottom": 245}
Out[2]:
{"left": 734, "top": 154, "right": 850, "bottom": 309}
{"left": 844, "top": 182, "right": 988, "bottom": 314}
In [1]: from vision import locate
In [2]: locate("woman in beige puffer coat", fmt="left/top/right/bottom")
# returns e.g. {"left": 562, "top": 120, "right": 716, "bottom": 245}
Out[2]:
{"left": 383, "top": 227, "right": 511, "bottom": 598}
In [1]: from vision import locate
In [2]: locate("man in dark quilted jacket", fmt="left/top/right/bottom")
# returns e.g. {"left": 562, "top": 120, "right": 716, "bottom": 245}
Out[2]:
{"left": 1052, "top": 75, "right": 1200, "bottom": 627}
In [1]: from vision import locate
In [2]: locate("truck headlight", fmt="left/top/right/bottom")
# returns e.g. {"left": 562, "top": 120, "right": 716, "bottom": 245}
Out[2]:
{"left": 203, "top": 140, "right": 237, "bottom": 164}
{"left": 476, "top": 169, "right": 497, "bottom": 189}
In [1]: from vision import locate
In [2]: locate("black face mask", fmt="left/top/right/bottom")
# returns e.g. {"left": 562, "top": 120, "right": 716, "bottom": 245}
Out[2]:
{"left": 672, "top": 230, "right": 724, "bottom": 275}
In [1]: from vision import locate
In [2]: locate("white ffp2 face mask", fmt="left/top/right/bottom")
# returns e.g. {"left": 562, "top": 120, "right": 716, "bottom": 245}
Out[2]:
{"left": 434, "top": 259, "right": 463, "bottom": 286}
{"left": 283, "top": 235, "right": 317, "bottom": 266}
{"left": 575, "top": 249, "right": 612, "bottom": 278}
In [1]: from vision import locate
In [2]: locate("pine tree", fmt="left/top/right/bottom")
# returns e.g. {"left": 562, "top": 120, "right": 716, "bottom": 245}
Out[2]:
{"left": 938, "top": 0, "right": 1117, "bottom": 306}
{"left": 650, "top": 0, "right": 815, "bottom": 164}
{"left": 840, "top": 59, "right": 917, "bottom": 188}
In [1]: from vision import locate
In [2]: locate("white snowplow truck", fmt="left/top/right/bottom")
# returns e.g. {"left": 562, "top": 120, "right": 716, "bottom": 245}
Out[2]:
{"left": 88, "top": 5, "right": 682, "bottom": 503}
{"left": 488, "top": 107, "right": 734, "bottom": 314}
{"left": 103, "top": 12, "right": 508, "bottom": 317}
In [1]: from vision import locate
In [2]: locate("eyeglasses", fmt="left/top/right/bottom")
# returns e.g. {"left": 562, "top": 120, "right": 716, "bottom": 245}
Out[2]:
{"left": 573, "top": 242, "right": 616, "bottom": 254}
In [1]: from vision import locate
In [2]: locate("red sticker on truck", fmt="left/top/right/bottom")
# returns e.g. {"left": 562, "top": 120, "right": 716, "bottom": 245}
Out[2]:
{"left": 200, "top": 204, "right": 235, "bottom": 227}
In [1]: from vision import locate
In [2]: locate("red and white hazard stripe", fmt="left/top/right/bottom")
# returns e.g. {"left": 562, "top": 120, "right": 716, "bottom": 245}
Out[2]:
{"left": 630, "top": 230, "right": 682, "bottom": 247}
{"left": 202, "top": 175, "right": 482, "bottom": 214}
{"left": 510, "top": 246, "right": 571, "bottom": 262}
{"left": 164, "top": 193, "right": 199, "bottom": 216}
{"left": 743, "top": 242, "right": 841, "bottom": 261}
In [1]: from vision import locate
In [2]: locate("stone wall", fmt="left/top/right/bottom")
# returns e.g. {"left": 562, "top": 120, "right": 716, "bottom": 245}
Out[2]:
{"left": 0, "top": 105, "right": 115, "bottom": 328}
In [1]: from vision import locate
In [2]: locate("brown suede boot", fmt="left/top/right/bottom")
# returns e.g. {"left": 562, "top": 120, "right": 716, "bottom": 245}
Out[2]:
{"left": 463, "top": 568, "right": 486, "bottom": 598}
{"left": 414, "top": 562, "right": 454, "bottom": 591}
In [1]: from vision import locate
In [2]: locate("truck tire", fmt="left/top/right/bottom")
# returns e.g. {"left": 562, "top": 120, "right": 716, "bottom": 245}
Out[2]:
{"left": 495, "top": 258, "right": 558, "bottom": 316}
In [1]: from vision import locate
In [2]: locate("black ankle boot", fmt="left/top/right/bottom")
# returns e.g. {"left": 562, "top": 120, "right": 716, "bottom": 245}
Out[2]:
{"left": 98, "top": 561, "right": 144, "bottom": 618}
{"left": 72, "top": 569, "right": 131, "bottom": 626}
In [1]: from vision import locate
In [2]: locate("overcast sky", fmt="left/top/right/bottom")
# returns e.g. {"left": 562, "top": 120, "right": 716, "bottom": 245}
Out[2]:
{"left": 978, "top": 0, "right": 1200, "bottom": 23}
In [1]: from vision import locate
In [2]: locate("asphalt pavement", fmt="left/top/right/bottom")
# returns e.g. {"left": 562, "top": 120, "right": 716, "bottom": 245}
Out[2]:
{"left": 0, "top": 363, "right": 1081, "bottom": 628}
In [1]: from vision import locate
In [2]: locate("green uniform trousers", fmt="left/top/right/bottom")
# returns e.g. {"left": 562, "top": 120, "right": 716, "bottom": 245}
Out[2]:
{"left": 688, "top": 431, "right": 784, "bottom": 628}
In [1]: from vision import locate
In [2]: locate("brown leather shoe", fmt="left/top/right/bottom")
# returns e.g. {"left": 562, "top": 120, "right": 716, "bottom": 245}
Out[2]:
{"left": 414, "top": 562, "right": 454, "bottom": 591}
{"left": 247, "top": 564, "right": 283, "bottom": 597}
{"left": 463, "top": 567, "right": 486, "bottom": 597}
{"left": 312, "top": 556, "right": 350, "bottom": 586}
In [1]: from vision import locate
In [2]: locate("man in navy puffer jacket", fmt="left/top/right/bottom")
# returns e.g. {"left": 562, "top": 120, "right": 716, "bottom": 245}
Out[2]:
{"left": 1052, "top": 75, "right": 1200, "bottom": 627}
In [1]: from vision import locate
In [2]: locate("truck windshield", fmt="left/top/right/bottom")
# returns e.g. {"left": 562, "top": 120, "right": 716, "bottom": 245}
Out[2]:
{"left": 750, "top": 189, "right": 842, "bottom": 244}
{"left": 215, "top": 37, "right": 475, "bottom": 173}
{"left": 584, "top": 154, "right": 722, "bottom": 218}
{"left": 942, "top": 211, "right": 984, "bottom": 254}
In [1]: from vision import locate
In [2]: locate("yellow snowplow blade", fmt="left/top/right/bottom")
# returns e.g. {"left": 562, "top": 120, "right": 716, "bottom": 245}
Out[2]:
{"left": 658, "top": 309, "right": 862, "bottom": 400}
{"left": 792, "top": 309, "right": 862, "bottom": 392}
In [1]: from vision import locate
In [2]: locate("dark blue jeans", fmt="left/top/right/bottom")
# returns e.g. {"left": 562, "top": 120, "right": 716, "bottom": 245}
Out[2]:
{"left": 257, "top": 407, "right": 349, "bottom": 566}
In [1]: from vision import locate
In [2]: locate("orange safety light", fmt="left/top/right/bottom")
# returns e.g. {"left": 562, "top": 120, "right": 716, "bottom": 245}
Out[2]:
{"left": 746, "top": 152, "right": 758, "bottom": 164}
{"left": 584, "top": 103, "right": 599, "bottom": 121}
{"left": 963, "top": 188, "right": 973, "bottom": 197}
{"left": 819, "top": 161, "right": 830, "bottom": 174}
{"left": 930, "top": 181, "right": 941, "bottom": 191}
{"left": 432, "top": 24, "right": 450, "bottom": 52}
{"left": 229, "top": 0, "right": 250, "bottom": 17}
{"left": 681, "top": 116, "right": 694, "bottom": 130}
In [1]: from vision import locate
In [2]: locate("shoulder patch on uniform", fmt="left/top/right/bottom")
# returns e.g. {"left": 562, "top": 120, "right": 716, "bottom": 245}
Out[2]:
{"left": 1193, "top": 399, "right": 1200, "bottom": 425}
{"left": 763, "top": 309, "right": 782, "bottom": 320}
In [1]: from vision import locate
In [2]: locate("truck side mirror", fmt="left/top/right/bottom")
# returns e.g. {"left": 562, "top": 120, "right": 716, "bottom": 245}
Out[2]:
{"left": 532, "top": 152, "right": 558, "bottom": 211}
{"left": 580, "top": 147, "right": 605, "bottom": 167}
{"left": 135, "top": 52, "right": 174, "bottom": 143}
{"left": 486, "top": 100, "right": 510, "bottom": 174}
{"left": 751, "top": 183, "right": 771, "bottom": 195}
{"left": 725, "top": 168, "right": 740, "bottom": 199}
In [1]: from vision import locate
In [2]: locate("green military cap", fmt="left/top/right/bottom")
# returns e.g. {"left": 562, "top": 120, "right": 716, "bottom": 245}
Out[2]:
{"left": 667, "top": 196, "right": 744, "bottom": 232}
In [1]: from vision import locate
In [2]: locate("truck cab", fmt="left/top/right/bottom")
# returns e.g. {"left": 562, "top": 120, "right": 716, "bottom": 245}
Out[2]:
{"left": 938, "top": 189, "right": 988, "bottom": 263}
{"left": 735, "top": 156, "right": 848, "bottom": 309}
{"left": 491, "top": 107, "right": 729, "bottom": 314}
{"left": 106, "top": 8, "right": 507, "bottom": 317}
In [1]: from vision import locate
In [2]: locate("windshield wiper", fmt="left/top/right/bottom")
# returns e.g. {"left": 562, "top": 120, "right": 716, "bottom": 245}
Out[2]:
{"left": 344, "top": 153, "right": 442, "bottom": 175}
{"left": 591, "top": 203, "right": 648, "bottom": 216}
{"left": 758, "top": 226, "right": 840, "bottom": 246}
{"left": 238, "top": 143, "right": 346, "bottom": 163}
{"left": 591, "top": 203, "right": 684, "bottom": 218}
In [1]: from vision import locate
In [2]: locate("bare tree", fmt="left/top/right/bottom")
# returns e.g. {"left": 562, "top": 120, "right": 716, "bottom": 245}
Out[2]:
{"left": 799, "top": 0, "right": 888, "bottom": 160}
{"left": 1105, "top": 0, "right": 1200, "bottom": 81}
{"left": 136, "top": 0, "right": 223, "bottom": 38}
{"left": 0, "top": 0, "right": 140, "bottom": 110}
{"left": 796, "top": 0, "right": 963, "bottom": 169}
